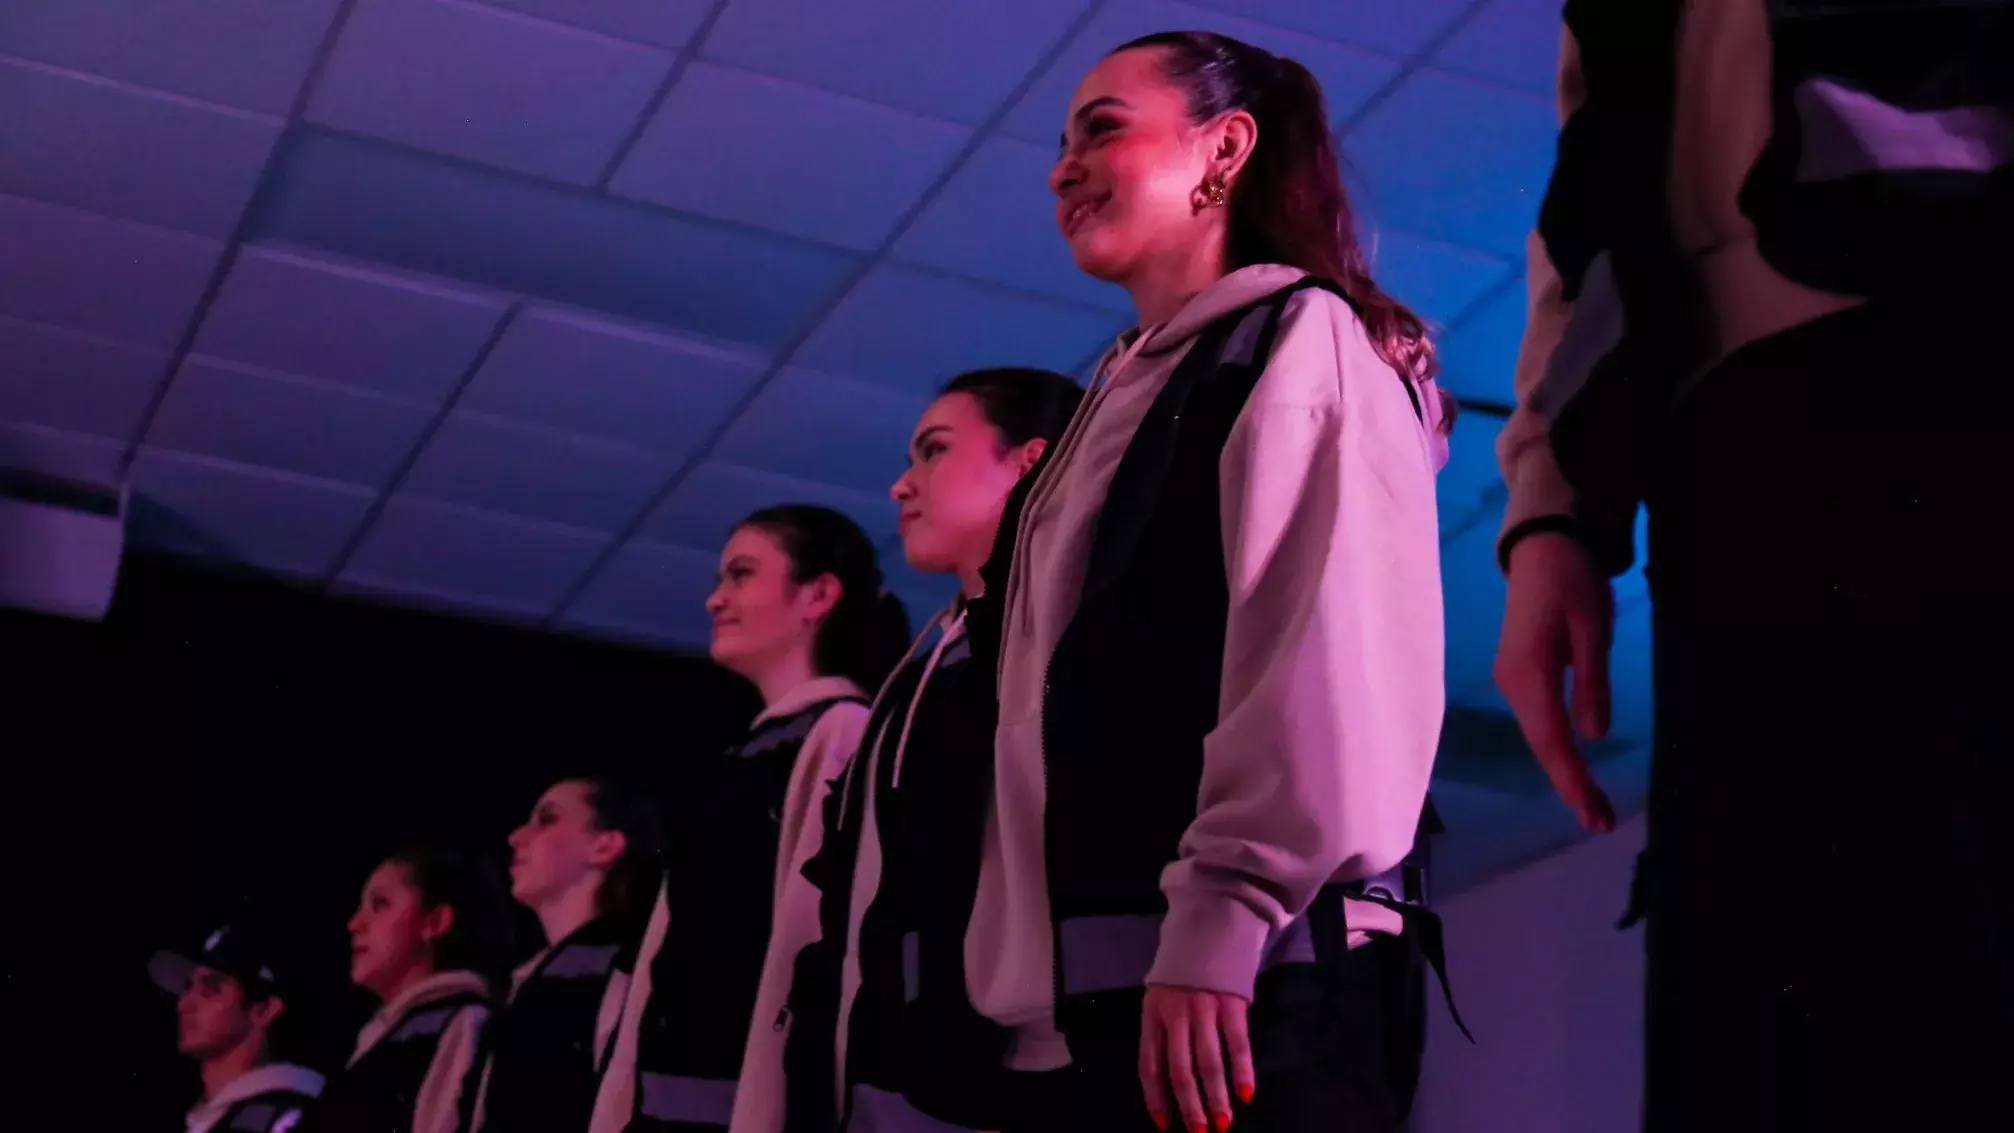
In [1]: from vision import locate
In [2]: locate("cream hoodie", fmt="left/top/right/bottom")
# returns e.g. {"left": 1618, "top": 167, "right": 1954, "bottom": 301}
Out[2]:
{"left": 968, "top": 264, "right": 1450, "bottom": 1070}
{"left": 350, "top": 969, "right": 489, "bottom": 1133}
{"left": 591, "top": 677, "right": 872, "bottom": 1133}
{"left": 184, "top": 1062, "right": 325, "bottom": 1133}
{"left": 730, "top": 607, "right": 969, "bottom": 1133}
{"left": 1496, "top": 0, "right": 1862, "bottom": 546}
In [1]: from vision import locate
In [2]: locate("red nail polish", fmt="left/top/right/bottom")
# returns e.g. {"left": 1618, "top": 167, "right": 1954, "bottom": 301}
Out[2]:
{"left": 1150, "top": 1111, "right": 1168, "bottom": 1131}
{"left": 1189, "top": 1123, "right": 1209, "bottom": 1133}
{"left": 1214, "top": 1112, "right": 1233, "bottom": 1132}
{"left": 1237, "top": 1083, "right": 1254, "bottom": 1105}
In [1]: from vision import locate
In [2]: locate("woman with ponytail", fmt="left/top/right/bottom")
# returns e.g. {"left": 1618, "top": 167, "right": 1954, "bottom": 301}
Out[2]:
{"left": 592, "top": 506, "right": 907, "bottom": 1133}
{"left": 467, "top": 774, "right": 665, "bottom": 1133}
{"left": 724, "top": 368, "right": 1083, "bottom": 1133}
{"left": 964, "top": 31, "right": 1456, "bottom": 1133}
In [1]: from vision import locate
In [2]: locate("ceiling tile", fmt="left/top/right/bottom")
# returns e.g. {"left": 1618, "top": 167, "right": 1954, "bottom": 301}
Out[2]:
{"left": 459, "top": 308, "right": 764, "bottom": 451}
{"left": 1181, "top": 0, "right": 1477, "bottom": 56}
{"left": 127, "top": 449, "right": 377, "bottom": 578}
{"left": 998, "top": 0, "right": 1403, "bottom": 145}
{"left": 336, "top": 494, "right": 606, "bottom": 614}
{"left": 610, "top": 62, "right": 968, "bottom": 250}
{"left": 1365, "top": 230, "right": 1514, "bottom": 328}
{"left": 1344, "top": 69, "right": 1557, "bottom": 258}
{"left": 253, "top": 129, "right": 862, "bottom": 348}
{"left": 560, "top": 537, "right": 718, "bottom": 648}
{"left": 703, "top": 0, "right": 1096, "bottom": 126}
{"left": 0, "top": 58, "right": 280, "bottom": 237}
{"left": 0, "top": 316, "right": 167, "bottom": 441}
{"left": 1434, "top": 0, "right": 1563, "bottom": 96}
{"left": 193, "top": 247, "right": 509, "bottom": 401}
{"left": 308, "top": 0, "right": 672, "bottom": 184}
{"left": 644, "top": 460, "right": 899, "bottom": 552}
{"left": 398, "top": 411, "right": 678, "bottom": 532}
{"left": 1436, "top": 413, "right": 1507, "bottom": 541}
{"left": 473, "top": 0, "right": 711, "bottom": 47}
{"left": 146, "top": 358, "right": 436, "bottom": 489}
{"left": 894, "top": 137, "right": 1132, "bottom": 312}
{"left": 795, "top": 264, "right": 1122, "bottom": 399}
{"left": 0, "top": 195, "right": 223, "bottom": 348}
{"left": 0, "top": 421, "right": 124, "bottom": 488}
{"left": 1436, "top": 281, "right": 1527, "bottom": 401}
{"left": 712, "top": 366, "right": 925, "bottom": 496}
{"left": 0, "top": 0, "right": 342, "bottom": 114}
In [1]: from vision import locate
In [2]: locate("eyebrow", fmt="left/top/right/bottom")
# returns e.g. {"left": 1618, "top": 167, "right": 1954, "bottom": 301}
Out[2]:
{"left": 1059, "top": 96, "right": 1130, "bottom": 148}
{"left": 910, "top": 424, "right": 950, "bottom": 454}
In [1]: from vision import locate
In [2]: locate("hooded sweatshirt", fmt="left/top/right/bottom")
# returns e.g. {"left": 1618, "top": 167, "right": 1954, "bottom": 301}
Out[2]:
{"left": 591, "top": 677, "right": 871, "bottom": 1133}
{"left": 185, "top": 1061, "right": 326, "bottom": 1133}
{"left": 300, "top": 969, "right": 489, "bottom": 1133}
{"left": 967, "top": 264, "right": 1450, "bottom": 1069}
{"left": 731, "top": 610, "right": 975, "bottom": 1133}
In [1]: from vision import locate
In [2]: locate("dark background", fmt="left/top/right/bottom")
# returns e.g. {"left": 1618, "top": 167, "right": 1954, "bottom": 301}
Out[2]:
{"left": 5, "top": 552, "right": 757, "bottom": 1126}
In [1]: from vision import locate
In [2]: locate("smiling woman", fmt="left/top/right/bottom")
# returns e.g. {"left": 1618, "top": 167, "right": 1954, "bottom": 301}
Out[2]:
{"left": 590, "top": 506, "right": 908, "bottom": 1133}
{"left": 972, "top": 29, "right": 1457, "bottom": 1133}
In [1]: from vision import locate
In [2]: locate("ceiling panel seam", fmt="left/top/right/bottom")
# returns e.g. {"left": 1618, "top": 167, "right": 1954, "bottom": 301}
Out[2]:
{"left": 591, "top": 0, "right": 737, "bottom": 190}
{"left": 1437, "top": 259, "right": 1526, "bottom": 339}
{"left": 111, "top": 0, "right": 365, "bottom": 480}
{"left": 317, "top": 302, "right": 527, "bottom": 585}
{"left": 1334, "top": 0, "right": 1496, "bottom": 139}
{"left": 541, "top": 0, "right": 1119, "bottom": 627}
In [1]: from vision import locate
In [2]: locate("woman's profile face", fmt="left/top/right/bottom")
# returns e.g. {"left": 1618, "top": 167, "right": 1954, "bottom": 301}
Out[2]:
{"left": 345, "top": 860, "right": 441, "bottom": 999}
{"left": 1049, "top": 47, "right": 1216, "bottom": 283}
{"left": 705, "top": 525, "right": 824, "bottom": 678}
{"left": 891, "top": 392, "right": 1040, "bottom": 577}
{"left": 507, "top": 780, "right": 615, "bottom": 913}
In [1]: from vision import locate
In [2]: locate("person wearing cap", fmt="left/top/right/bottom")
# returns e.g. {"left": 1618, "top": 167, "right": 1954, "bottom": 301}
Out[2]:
{"left": 151, "top": 922, "right": 326, "bottom": 1133}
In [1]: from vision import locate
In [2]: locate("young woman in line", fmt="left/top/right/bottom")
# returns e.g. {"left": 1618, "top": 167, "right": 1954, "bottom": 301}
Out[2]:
{"left": 466, "top": 774, "right": 665, "bottom": 1133}
{"left": 296, "top": 846, "right": 512, "bottom": 1133}
{"left": 968, "top": 31, "right": 1457, "bottom": 1133}
{"left": 592, "top": 505, "right": 910, "bottom": 1133}
{"left": 723, "top": 368, "right": 1083, "bottom": 1133}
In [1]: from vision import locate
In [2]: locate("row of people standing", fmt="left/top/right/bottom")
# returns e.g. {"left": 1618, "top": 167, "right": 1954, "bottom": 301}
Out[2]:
{"left": 154, "top": 27, "right": 1459, "bottom": 1133}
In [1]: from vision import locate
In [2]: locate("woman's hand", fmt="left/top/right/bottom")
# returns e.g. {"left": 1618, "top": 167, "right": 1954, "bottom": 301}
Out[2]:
{"left": 1140, "top": 984, "right": 1253, "bottom": 1133}
{"left": 1494, "top": 531, "right": 1618, "bottom": 832}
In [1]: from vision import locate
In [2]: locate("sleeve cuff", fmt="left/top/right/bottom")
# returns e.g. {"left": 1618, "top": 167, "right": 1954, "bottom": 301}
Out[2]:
{"left": 1497, "top": 514, "right": 1584, "bottom": 573}
{"left": 1145, "top": 893, "right": 1274, "bottom": 1001}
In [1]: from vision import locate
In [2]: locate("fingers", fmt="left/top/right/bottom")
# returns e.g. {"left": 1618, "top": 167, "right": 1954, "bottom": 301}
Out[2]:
{"left": 1191, "top": 997, "right": 1232, "bottom": 1132}
{"left": 1221, "top": 994, "right": 1255, "bottom": 1108}
{"left": 1164, "top": 1003, "right": 1205, "bottom": 1133}
{"left": 1499, "top": 648, "right": 1599, "bottom": 825}
{"left": 1567, "top": 603, "right": 1613, "bottom": 742}
{"left": 1139, "top": 1003, "right": 1169, "bottom": 1131}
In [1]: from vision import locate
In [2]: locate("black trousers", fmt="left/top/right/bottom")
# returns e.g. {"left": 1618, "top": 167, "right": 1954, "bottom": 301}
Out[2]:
{"left": 1003, "top": 933, "right": 1419, "bottom": 1133}
{"left": 1641, "top": 303, "right": 2012, "bottom": 1131}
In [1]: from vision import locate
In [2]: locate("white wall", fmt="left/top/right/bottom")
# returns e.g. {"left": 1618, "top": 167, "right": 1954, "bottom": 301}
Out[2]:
{"left": 1411, "top": 813, "right": 1648, "bottom": 1133}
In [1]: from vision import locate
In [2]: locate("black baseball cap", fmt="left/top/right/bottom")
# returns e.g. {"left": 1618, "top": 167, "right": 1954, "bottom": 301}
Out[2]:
{"left": 149, "top": 922, "right": 288, "bottom": 999}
